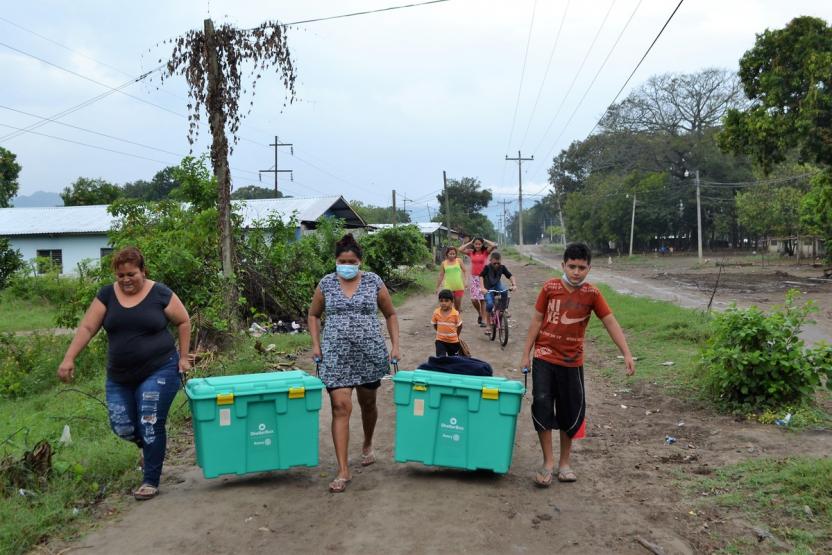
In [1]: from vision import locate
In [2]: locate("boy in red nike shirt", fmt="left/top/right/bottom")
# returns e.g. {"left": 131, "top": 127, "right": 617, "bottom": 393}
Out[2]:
{"left": 520, "top": 242, "right": 635, "bottom": 487}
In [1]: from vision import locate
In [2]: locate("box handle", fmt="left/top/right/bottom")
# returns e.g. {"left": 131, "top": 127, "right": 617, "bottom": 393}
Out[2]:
{"left": 482, "top": 387, "right": 499, "bottom": 400}
{"left": 288, "top": 386, "right": 306, "bottom": 399}
{"left": 216, "top": 392, "right": 234, "bottom": 405}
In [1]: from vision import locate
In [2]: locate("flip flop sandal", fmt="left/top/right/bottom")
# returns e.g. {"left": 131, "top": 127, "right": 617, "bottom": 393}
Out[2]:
{"left": 557, "top": 468, "right": 577, "bottom": 482}
{"left": 360, "top": 450, "right": 376, "bottom": 467}
{"left": 133, "top": 484, "right": 158, "bottom": 500}
{"left": 534, "top": 467, "right": 554, "bottom": 488}
{"left": 328, "top": 477, "right": 351, "bottom": 493}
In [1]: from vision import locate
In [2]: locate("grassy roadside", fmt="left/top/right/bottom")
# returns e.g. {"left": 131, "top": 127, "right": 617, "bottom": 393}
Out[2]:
{"left": 0, "top": 292, "right": 58, "bottom": 333}
{"left": 390, "top": 267, "right": 434, "bottom": 307}
{"left": 689, "top": 457, "right": 832, "bottom": 552}
{"left": 586, "top": 282, "right": 710, "bottom": 392}
{"left": 0, "top": 268, "right": 433, "bottom": 555}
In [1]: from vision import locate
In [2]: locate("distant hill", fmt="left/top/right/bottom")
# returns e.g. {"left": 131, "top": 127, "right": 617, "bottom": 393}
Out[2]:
{"left": 11, "top": 191, "right": 63, "bottom": 207}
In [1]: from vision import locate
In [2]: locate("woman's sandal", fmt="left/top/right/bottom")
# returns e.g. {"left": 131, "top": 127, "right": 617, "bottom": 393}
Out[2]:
{"left": 328, "top": 477, "right": 351, "bottom": 493}
{"left": 557, "top": 467, "right": 577, "bottom": 482}
{"left": 534, "top": 467, "right": 554, "bottom": 488}
{"left": 360, "top": 450, "right": 376, "bottom": 467}
{"left": 133, "top": 483, "right": 158, "bottom": 500}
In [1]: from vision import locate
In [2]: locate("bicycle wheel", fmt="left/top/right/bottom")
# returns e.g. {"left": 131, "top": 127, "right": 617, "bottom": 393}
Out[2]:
{"left": 490, "top": 312, "right": 497, "bottom": 341}
{"left": 499, "top": 311, "right": 509, "bottom": 347}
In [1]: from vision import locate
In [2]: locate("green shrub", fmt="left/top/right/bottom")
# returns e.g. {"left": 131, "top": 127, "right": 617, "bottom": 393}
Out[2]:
{"left": 0, "top": 334, "right": 107, "bottom": 398}
{"left": 7, "top": 261, "right": 78, "bottom": 305}
{"left": 700, "top": 290, "right": 832, "bottom": 411}
{"left": 239, "top": 214, "right": 343, "bottom": 319}
{"left": 361, "top": 225, "right": 431, "bottom": 286}
{"left": 0, "top": 237, "right": 22, "bottom": 290}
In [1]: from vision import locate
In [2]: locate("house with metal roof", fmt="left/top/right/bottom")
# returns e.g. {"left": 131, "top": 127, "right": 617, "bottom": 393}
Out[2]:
{"left": 0, "top": 196, "right": 365, "bottom": 275}
{"left": 370, "top": 222, "right": 462, "bottom": 260}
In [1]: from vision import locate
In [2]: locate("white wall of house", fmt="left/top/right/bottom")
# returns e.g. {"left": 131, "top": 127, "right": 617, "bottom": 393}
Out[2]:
{"left": 9, "top": 234, "right": 110, "bottom": 275}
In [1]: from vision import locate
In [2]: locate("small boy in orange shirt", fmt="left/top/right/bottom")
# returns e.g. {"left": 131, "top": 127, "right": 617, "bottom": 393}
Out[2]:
{"left": 432, "top": 289, "right": 463, "bottom": 356}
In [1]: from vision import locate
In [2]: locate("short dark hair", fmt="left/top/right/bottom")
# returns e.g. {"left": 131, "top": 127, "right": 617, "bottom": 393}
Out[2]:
{"left": 563, "top": 242, "right": 591, "bottom": 264}
{"left": 490, "top": 251, "right": 502, "bottom": 261}
{"left": 112, "top": 246, "right": 145, "bottom": 273}
{"left": 335, "top": 233, "right": 363, "bottom": 259}
{"left": 438, "top": 289, "right": 454, "bottom": 301}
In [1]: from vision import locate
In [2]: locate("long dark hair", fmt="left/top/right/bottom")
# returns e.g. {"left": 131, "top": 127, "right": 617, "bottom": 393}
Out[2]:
{"left": 335, "top": 233, "right": 363, "bottom": 259}
{"left": 471, "top": 237, "right": 487, "bottom": 253}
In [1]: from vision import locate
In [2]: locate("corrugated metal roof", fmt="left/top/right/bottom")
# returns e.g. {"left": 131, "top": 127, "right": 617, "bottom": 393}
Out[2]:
{"left": 371, "top": 222, "right": 452, "bottom": 234}
{"left": 0, "top": 197, "right": 361, "bottom": 236}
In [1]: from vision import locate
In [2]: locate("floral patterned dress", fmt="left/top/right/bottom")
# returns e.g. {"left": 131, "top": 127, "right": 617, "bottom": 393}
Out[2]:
{"left": 318, "top": 272, "right": 390, "bottom": 388}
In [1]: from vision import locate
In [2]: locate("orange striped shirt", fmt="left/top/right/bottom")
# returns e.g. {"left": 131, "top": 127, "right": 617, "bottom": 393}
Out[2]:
{"left": 432, "top": 307, "right": 461, "bottom": 343}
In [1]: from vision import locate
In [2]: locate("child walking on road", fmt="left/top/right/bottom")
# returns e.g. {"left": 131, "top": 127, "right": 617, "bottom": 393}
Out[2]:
{"left": 432, "top": 289, "right": 463, "bottom": 356}
{"left": 520, "top": 243, "right": 636, "bottom": 487}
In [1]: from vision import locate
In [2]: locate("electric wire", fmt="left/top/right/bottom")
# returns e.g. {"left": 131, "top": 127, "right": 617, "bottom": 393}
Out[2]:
{"left": 528, "top": 0, "right": 618, "bottom": 159}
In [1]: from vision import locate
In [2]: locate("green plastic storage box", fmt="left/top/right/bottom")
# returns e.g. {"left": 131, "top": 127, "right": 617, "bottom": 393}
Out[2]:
{"left": 185, "top": 370, "right": 323, "bottom": 478}
{"left": 393, "top": 369, "right": 524, "bottom": 474}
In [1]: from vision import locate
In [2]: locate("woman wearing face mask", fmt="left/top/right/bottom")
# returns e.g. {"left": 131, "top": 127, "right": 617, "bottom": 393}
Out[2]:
{"left": 307, "top": 233, "right": 400, "bottom": 493}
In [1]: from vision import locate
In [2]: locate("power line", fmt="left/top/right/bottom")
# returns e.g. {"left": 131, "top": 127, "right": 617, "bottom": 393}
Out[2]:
{"left": 519, "top": 0, "right": 570, "bottom": 151}
{"left": 258, "top": 0, "right": 451, "bottom": 28}
{"left": 0, "top": 41, "right": 179, "bottom": 122}
{"left": 504, "top": 0, "right": 539, "bottom": 156}
{"left": 698, "top": 171, "right": 819, "bottom": 187}
{"left": 585, "top": 0, "right": 685, "bottom": 138}
{"left": 0, "top": 68, "right": 159, "bottom": 143}
{"left": 0, "top": 15, "right": 141, "bottom": 80}
{"left": 529, "top": 0, "right": 618, "bottom": 159}
{"left": 533, "top": 0, "right": 643, "bottom": 178}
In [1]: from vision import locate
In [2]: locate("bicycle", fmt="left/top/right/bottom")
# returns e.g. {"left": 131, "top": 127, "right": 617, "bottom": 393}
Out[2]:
{"left": 485, "top": 289, "right": 511, "bottom": 348}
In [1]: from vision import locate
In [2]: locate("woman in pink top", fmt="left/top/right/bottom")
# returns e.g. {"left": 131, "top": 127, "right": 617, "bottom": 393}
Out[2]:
{"left": 460, "top": 237, "right": 497, "bottom": 327}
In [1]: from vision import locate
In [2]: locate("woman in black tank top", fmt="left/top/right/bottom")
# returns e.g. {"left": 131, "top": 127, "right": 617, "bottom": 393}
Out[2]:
{"left": 58, "top": 247, "right": 191, "bottom": 500}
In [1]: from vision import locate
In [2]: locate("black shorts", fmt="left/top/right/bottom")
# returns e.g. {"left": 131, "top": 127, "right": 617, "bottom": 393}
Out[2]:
{"left": 326, "top": 380, "right": 382, "bottom": 393}
{"left": 530, "top": 358, "right": 586, "bottom": 437}
{"left": 435, "top": 340, "right": 462, "bottom": 357}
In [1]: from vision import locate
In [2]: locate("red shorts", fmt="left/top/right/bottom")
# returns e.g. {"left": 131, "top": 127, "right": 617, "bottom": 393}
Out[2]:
{"left": 453, "top": 290, "right": 464, "bottom": 299}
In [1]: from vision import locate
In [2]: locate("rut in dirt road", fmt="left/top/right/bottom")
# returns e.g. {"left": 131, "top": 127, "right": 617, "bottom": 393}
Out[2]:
{"left": 59, "top": 260, "right": 831, "bottom": 555}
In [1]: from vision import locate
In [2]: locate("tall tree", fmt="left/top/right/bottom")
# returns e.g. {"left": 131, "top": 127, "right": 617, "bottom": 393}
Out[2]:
{"left": 350, "top": 201, "right": 410, "bottom": 224}
{"left": 232, "top": 185, "right": 285, "bottom": 200}
{"left": 60, "top": 177, "right": 122, "bottom": 206}
{"left": 720, "top": 16, "right": 832, "bottom": 260}
{"left": 123, "top": 166, "right": 182, "bottom": 200}
{"left": 0, "top": 146, "right": 21, "bottom": 208}
{"left": 433, "top": 177, "right": 496, "bottom": 238}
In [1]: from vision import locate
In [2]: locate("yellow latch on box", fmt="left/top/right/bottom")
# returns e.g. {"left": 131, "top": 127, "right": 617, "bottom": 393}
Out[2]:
{"left": 482, "top": 387, "right": 499, "bottom": 400}
{"left": 288, "top": 387, "right": 305, "bottom": 399}
{"left": 413, "top": 383, "right": 427, "bottom": 392}
{"left": 216, "top": 392, "right": 234, "bottom": 405}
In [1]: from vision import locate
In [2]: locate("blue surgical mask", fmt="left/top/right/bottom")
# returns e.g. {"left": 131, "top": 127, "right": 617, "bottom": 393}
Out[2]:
{"left": 561, "top": 273, "right": 586, "bottom": 288}
{"left": 336, "top": 264, "right": 360, "bottom": 280}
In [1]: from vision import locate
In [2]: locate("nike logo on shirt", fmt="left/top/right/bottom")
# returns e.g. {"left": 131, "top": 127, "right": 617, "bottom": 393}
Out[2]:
{"left": 560, "top": 313, "right": 590, "bottom": 325}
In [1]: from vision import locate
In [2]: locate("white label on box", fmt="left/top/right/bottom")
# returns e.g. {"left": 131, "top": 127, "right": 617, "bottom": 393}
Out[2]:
{"left": 219, "top": 408, "right": 231, "bottom": 426}
{"left": 413, "top": 399, "right": 424, "bottom": 417}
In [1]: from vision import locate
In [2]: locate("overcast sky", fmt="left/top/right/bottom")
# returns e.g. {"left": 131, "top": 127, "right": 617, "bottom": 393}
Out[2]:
{"left": 2, "top": 0, "right": 831, "bottom": 225}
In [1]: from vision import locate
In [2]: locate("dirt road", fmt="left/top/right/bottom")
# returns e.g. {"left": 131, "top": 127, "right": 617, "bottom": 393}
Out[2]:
{"left": 520, "top": 246, "right": 832, "bottom": 347}
{"left": 61, "top": 261, "right": 831, "bottom": 554}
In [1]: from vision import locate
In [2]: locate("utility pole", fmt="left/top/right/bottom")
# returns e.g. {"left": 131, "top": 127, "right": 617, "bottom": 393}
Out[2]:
{"left": 259, "top": 136, "right": 293, "bottom": 197}
{"left": 553, "top": 183, "right": 567, "bottom": 246}
{"left": 443, "top": 171, "right": 451, "bottom": 240}
{"left": 505, "top": 150, "right": 533, "bottom": 246}
{"left": 629, "top": 192, "right": 637, "bottom": 257}
{"left": 695, "top": 169, "right": 703, "bottom": 261}
{"left": 392, "top": 190, "right": 397, "bottom": 226}
{"left": 498, "top": 198, "right": 513, "bottom": 244}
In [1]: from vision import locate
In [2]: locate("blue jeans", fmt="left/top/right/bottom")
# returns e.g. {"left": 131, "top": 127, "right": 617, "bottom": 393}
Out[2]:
{"left": 105, "top": 354, "right": 180, "bottom": 488}
{"left": 484, "top": 284, "right": 508, "bottom": 313}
